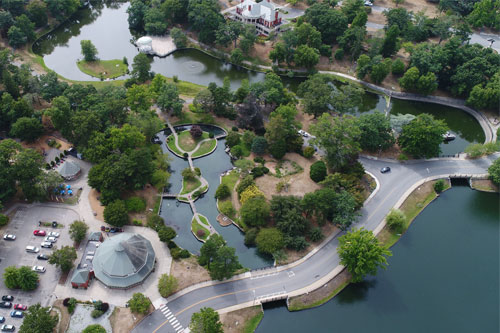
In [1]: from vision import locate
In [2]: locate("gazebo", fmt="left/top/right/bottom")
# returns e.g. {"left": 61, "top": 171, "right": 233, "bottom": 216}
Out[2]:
{"left": 58, "top": 161, "right": 81, "bottom": 180}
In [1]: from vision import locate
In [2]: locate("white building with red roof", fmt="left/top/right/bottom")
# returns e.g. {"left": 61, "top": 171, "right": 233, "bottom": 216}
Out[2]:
{"left": 231, "top": 0, "right": 284, "bottom": 35}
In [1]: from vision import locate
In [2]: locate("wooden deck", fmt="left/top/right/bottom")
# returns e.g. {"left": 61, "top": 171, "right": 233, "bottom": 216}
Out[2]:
{"left": 217, "top": 213, "right": 232, "bottom": 227}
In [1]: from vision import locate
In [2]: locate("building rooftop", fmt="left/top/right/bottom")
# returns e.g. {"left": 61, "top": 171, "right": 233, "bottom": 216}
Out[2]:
{"left": 58, "top": 161, "right": 81, "bottom": 178}
{"left": 236, "top": 0, "right": 278, "bottom": 21}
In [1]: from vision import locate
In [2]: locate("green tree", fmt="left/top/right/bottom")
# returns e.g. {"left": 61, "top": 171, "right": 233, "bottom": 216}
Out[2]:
{"left": 305, "top": 3, "right": 348, "bottom": 44}
{"left": 7, "top": 25, "right": 27, "bottom": 48}
{"left": 381, "top": 25, "right": 400, "bottom": 57}
{"left": 157, "top": 226, "right": 177, "bottom": 242}
{"left": 144, "top": 7, "right": 167, "bottom": 35}
{"left": 26, "top": 0, "right": 48, "bottom": 27}
{"left": 214, "top": 184, "right": 230, "bottom": 199}
{"left": 131, "top": 53, "right": 151, "bottom": 83}
{"left": 128, "top": 293, "right": 151, "bottom": 314}
{"left": 9, "top": 117, "right": 43, "bottom": 142}
{"left": 189, "top": 307, "right": 223, "bottom": 333}
{"left": 398, "top": 113, "right": 448, "bottom": 158}
{"left": 80, "top": 40, "right": 98, "bottom": 62}
{"left": 14, "top": 14, "right": 36, "bottom": 42}
{"left": 370, "top": 58, "right": 392, "bottom": 84}
{"left": 391, "top": 58, "right": 405, "bottom": 75}
{"left": 127, "top": 0, "right": 147, "bottom": 30}
{"left": 295, "top": 22, "right": 322, "bottom": 49}
{"left": 127, "top": 84, "right": 152, "bottom": 113}
{"left": 239, "top": 25, "right": 256, "bottom": 53}
{"left": 0, "top": 11, "right": 14, "bottom": 35}
{"left": 230, "top": 48, "right": 244, "bottom": 66}
{"left": 48, "top": 246, "right": 77, "bottom": 273}
{"left": 240, "top": 195, "right": 270, "bottom": 228}
{"left": 158, "top": 274, "right": 178, "bottom": 298}
{"left": 216, "top": 20, "right": 243, "bottom": 48}
{"left": 338, "top": 26, "right": 366, "bottom": 60}
{"left": 69, "top": 220, "right": 88, "bottom": 244}
{"left": 357, "top": 111, "right": 395, "bottom": 152}
{"left": 157, "top": 82, "right": 184, "bottom": 116}
{"left": 210, "top": 245, "right": 241, "bottom": 280}
{"left": 488, "top": 158, "right": 500, "bottom": 185}
{"left": 198, "top": 234, "right": 226, "bottom": 268}
{"left": 467, "top": 72, "right": 500, "bottom": 110}
{"left": 170, "top": 27, "right": 188, "bottom": 48}
{"left": 17, "top": 266, "right": 39, "bottom": 291}
{"left": 310, "top": 113, "right": 361, "bottom": 170}
{"left": 399, "top": 66, "right": 420, "bottom": 92}
{"left": 416, "top": 72, "right": 438, "bottom": 95}
{"left": 14, "top": 148, "right": 43, "bottom": 200}
{"left": 103, "top": 200, "right": 129, "bottom": 227}
{"left": 338, "top": 228, "right": 392, "bottom": 282}
{"left": 310, "top": 160, "right": 327, "bottom": 182}
{"left": 294, "top": 45, "right": 320, "bottom": 70}
{"left": 45, "top": 0, "right": 80, "bottom": 21}
{"left": 82, "top": 325, "right": 106, "bottom": 333}
{"left": 386, "top": 208, "right": 406, "bottom": 232}
{"left": 187, "top": 0, "right": 224, "bottom": 44}
{"left": 251, "top": 136, "right": 267, "bottom": 155}
{"left": 3, "top": 266, "right": 19, "bottom": 289}
{"left": 467, "top": 0, "right": 500, "bottom": 30}
{"left": 297, "top": 74, "right": 333, "bottom": 118}
{"left": 341, "top": 0, "right": 364, "bottom": 22}
{"left": 256, "top": 228, "right": 284, "bottom": 254}
{"left": 19, "top": 303, "right": 58, "bottom": 333}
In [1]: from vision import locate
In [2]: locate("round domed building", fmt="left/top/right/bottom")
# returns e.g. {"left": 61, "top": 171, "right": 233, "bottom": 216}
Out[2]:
{"left": 92, "top": 233, "right": 156, "bottom": 289}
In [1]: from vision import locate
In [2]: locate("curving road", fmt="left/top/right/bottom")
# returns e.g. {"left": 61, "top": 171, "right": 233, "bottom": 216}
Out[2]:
{"left": 133, "top": 153, "right": 498, "bottom": 333}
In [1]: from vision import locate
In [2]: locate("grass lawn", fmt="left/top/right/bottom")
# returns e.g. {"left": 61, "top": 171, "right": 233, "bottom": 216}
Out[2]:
{"left": 167, "top": 136, "right": 183, "bottom": 156}
{"left": 181, "top": 177, "right": 201, "bottom": 195}
{"left": 191, "top": 216, "right": 209, "bottom": 240}
{"left": 243, "top": 311, "right": 264, "bottom": 333}
{"left": 192, "top": 139, "right": 217, "bottom": 158}
{"left": 77, "top": 59, "right": 128, "bottom": 79}
{"left": 177, "top": 131, "right": 209, "bottom": 152}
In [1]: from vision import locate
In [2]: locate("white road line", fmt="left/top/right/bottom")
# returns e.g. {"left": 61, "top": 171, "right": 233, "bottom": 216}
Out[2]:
{"left": 161, "top": 307, "right": 169, "bottom": 313}
{"left": 171, "top": 319, "right": 179, "bottom": 325}
{"left": 167, "top": 314, "right": 174, "bottom": 320}
{"left": 175, "top": 326, "right": 183, "bottom": 332}
{"left": 165, "top": 310, "right": 171, "bottom": 316}
{"left": 173, "top": 323, "right": 181, "bottom": 329}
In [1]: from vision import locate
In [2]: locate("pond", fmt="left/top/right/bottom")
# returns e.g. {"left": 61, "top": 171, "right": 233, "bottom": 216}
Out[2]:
{"left": 256, "top": 185, "right": 500, "bottom": 333}
{"left": 156, "top": 127, "right": 272, "bottom": 270}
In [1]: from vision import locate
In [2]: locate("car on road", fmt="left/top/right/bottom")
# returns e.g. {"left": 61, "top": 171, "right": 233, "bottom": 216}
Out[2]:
{"left": 33, "top": 230, "right": 46, "bottom": 237}
{"left": 1, "top": 296, "right": 13, "bottom": 302}
{"left": 37, "top": 254, "right": 49, "bottom": 260}
{"left": 47, "top": 232, "right": 59, "bottom": 238}
{"left": 44, "top": 236, "right": 57, "bottom": 243}
{"left": 0, "top": 302, "right": 11, "bottom": 309}
{"left": 1, "top": 324, "right": 15, "bottom": 332}
{"left": 40, "top": 242, "right": 52, "bottom": 249}
{"left": 25, "top": 246, "right": 40, "bottom": 253}
{"left": 0, "top": 317, "right": 4, "bottom": 323}
{"left": 13, "top": 305, "right": 26, "bottom": 311}
{"left": 32, "top": 266, "right": 46, "bottom": 273}
{"left": 380, "top": 167, "right": 391, "bottom": 173}
{"left": 9, "top": 311, "right": 22, "bottom": 318}
{"left": 2, "top": 235, "right": 15, "bottom": 241}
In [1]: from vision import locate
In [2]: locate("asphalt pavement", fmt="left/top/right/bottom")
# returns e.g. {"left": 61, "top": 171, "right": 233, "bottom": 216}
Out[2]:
{"left": 133, "top": 153, "right": 498, "bottom": 333}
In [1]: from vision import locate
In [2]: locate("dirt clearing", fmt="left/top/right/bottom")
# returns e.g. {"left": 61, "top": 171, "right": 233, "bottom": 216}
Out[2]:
{"left": 220, "top": 306, "right": 263, "bottom": 333}
{"left": 110, "top": 306, "right": 150, "bottom": 333}
{"left": 170, "top": 256, "right": 211, "bottom": 292}
{"left": 89, "top": 189, "right": 105, "bottom": 222}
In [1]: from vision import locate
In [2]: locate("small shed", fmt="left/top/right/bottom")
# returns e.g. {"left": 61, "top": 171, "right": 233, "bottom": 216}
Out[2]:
{"left": 58, "top": 161, "right": 81, "bottom": 180}
{"left": 88, "top": 231, "right": 103, "bottom": 242}
{"left": 70, "top": 269, "right": 92, "bottom": 289}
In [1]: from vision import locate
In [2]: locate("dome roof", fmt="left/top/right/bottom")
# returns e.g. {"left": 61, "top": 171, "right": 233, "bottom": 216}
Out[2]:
{"left": 92, "top": 233, "right": 155, "bottom": 289}
{"left": 137, "top": 36, "right": 152, "bottom": 45}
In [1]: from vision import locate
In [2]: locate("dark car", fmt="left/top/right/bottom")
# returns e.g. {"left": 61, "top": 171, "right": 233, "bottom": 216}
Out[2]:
{"left": 380, "top": 167, "right": 391, "bottom": 173}
{"left": 0, "top": 317, "right": 4, "bottom": 323}
{"left": 9, "top": 311, "right": 22, "bottom": 318}
{"left": 0, "top": 302, "right": 12, "bottom": 309}
{"left": 37, "top": 254, "right": 49, "bottom": 260}
{"left": 1, "top": 296, "right": 13, "bottom": 302}
{"left": 109, "top": 227, "right": 123, "bottom": 233}
{"left": 0, "top": 324, "right": 15, "bottom": 332}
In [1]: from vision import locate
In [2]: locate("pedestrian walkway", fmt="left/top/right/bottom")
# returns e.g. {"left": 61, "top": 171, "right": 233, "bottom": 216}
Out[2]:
{"left": 159, "top": 304, "right": 187, "bottom": 333}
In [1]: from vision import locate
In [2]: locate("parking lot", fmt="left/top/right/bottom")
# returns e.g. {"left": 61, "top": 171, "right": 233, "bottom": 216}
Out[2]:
{"left": 0, "top": 204, "right": 80, "bottom": 326}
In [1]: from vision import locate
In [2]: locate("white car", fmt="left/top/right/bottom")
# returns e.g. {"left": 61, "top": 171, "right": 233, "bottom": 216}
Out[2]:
{"left": 3, "top": 235, "right": 15, "bottom": 241}
{"left": 32, "top": 266, "right": 46, "bottom": 273}
{"left": 44, "top": 236, "right": 57, "bottom": 243}
{"left": 47, "top": 232, "right": 60, "bottom": 238}
{"left": 25, "top": 246, "right": 40, "bottom": 253}
{"left": 40, "top": 242, "right": 52, "bottom": 249}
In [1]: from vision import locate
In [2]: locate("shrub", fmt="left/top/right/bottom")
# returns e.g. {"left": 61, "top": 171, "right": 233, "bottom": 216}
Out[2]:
{"left": 256, "top": 228, "right": 284, "bottom": 254}
{"left": 285, "top": 236, "right": 309, "bottom": 251}
{"left": 194, "top": 167, "right": 201, "bottom": 176}
{"left": 0, "top": 214, "right": 9, "bottom": 226}
{"left": 63, "top": 298, "right": 70, "bottom": 307}
{"left": 68, "top": 298, "right": 77, "bottom": 314}
{"left": 484, "top": 142, "right": 500, "bottom": 154}
{"left": 91, "top": 309, "right": 104, "bottom": 318}
{"left": 254, "top": 156, "right": 265, "bottom": 164}
{"left": 147, "top": 215, "right": 164, "bottom": 230}
{"left": 219, "top": 201, "right": 235, "bottom": 217}
{"left": 226, "top": 132, "right": 241, "bottom": 147}
{"left": 170, "top": 247, "right": 182, "bottom": 259}
{"left": 232, "top": 126, "right": 238, "bottom": 132}
{"left": 173, "top": 75, "right": 178, "bottom": 82}
{"left": 100, "top": 303, "right": 109, "bottom": 313}
{"left": 391, "top": 59, "right": 405, "bottom": 75}
{"left": 128, "top": 293, "right": 151, "bottom": 315}
{"left": 183, "top": 152, "right": 188, "bottom": 158}
{"left": 60, "top": 153, "right": 64, "bottom": 158}
{"left": 334, "top": 48, "right": 344, "bottom": 60}
{"left": 83, "top": 325, "right": 106, "bottom": 333}
{"left": 51, "top": 161, "right": 55, "bottom": 167}
{"left": 309, "top": 227, "right": 323, "bottom": 242}
{"left": 434, "top": 179, "right": 446, "bottom": 193}
{"left": 133, "top": 219, "right": 143, "bottom": 226}
{"left": 55, "top": 156, "right": 59, "bottom": 163}
{"left": 240, "top": 185, "right": 264, "bottom": 204}
{"left": 196, "top": 229, "right": 206, "bottom": 238}
{"left": 214, "top": 184, "right": 230, "bottom": 200}
{"left": 386, "top": 208, "right": 406, "bottom": 232}
{"left": 319, "top": 44, "right": 331, "bottom": 57}
{"left": 180, "top": 249, "right": 190, "bottom": 258}
{"left": 397, "top": 153, "right": 408, "bottom": 161}
{"left": 158, "top": 226, "right": 177, "bottom": 242}
{"left": 158, "top": 274, "right": 178, "bottom": 298}
{"left": 103, "top": 200, "right": 129, "bottom": 227}
{"left": 230, "top": 145, "right": 243, "bottom": 158}
{"left": 209, "top": 132, "right": 214, "bottom": 138}
{"left": 465, "top": 143, "right": 485, "bottom": 158}
{"left": 236, "top": 175, "right": 255, "bottom": 195}
{"left": 303, "top": 146, "right": 315, "bottom": 158}
{"left": 45, "top": 163, "right": 51, "bottom": 170}
{"left": 251, "top": 166, "right": 269, "bottom": 178}
{"left": 167, "top": 241, "right": 178, "bottom": 249}
{"left": 310, "top": 161, "right": 327, "bottom": 182}
{"left": 251, "top": 136, "right": 268, "bottom": 155}
{"left": 125, "top": 197, "right": 146, "bottom": 212}
{"left": 244, "top": 228, "right": 258, "bottom": 246}
{"left": 190, "top": 125, "right": 203, "bottom": 138}
{"left": 64, "top": 150, "right": 68, "bottom": 155}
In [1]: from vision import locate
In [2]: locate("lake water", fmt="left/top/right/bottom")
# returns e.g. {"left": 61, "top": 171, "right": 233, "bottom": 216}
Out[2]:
{"left": 256, "top": 186, "right": 500, "bottom": 333}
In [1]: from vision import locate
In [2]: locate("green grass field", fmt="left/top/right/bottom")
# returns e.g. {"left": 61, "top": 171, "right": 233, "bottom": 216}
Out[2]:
{"left": 181, "top": 177, "right": 201, "bottom": 195}
{"left": 192, "top": 139, "right": 217, "bottom": 157}
{"left": 167, "top": 136, "right": 183, "bottom": 156}
{"left": 177, "top": 131, "right": 209, "bottom": 152}
{"left": 192, "top": 216, "right": 209, "bottom": 240}
{"left": 77, "top": 59, "right": 128, "bottom": 79}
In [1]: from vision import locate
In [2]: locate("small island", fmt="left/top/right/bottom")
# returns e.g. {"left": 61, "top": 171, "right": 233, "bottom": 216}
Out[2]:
{"left": 167, "top": 125, "right": 217, "bottom": 158}
{"left": 77, "top": 59, "right": 128, "bottom": 79}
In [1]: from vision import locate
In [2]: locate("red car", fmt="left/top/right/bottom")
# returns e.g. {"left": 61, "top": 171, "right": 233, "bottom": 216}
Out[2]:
{"left": 33, "top": 230, "right": 46, "bottom": 237}
{"left": 13, "top": 304, "right": 27, "bottom": 311}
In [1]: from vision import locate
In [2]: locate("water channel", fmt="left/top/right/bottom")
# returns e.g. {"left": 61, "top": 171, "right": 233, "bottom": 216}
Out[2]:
{"left": 256, "top": 185, "right": 500, "bottom": 333}
{"left": 33, "top": 2, "right": 485, "bottom": 155}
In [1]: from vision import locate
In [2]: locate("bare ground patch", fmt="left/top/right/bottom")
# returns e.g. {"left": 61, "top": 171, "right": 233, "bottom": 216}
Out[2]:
{"left": 125, "top": 185, "right": 160, "bottom": 224}
{"left": 288, "top": 269, "right": 352, "bottom": 311}
{"left": 89, "top": 189, "right": 105, "bottom": 222}
{"left": 375, "top": 0, "right": 440, "bottom": 17}
{"left": 471, "top": 179, "right": 499, "bottom": 193}
{"left": 52, "top": 299, "right": 71, "bottom": 333}
{"left": 110, "top": 306, "right": 149, "bottom": 333}
{"left": 170, "top": 256, "right": 211, "bottom": 292}
{"left": 220, "top": 306, "right": 263, "bottom": 333}
{"left": 20, "top": 134, "right": 71, "bottom": 154}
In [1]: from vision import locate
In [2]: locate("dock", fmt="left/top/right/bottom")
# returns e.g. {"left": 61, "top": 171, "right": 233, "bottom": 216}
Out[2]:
{"left": 216, "top": 213, "right": 244, "bottom": 231}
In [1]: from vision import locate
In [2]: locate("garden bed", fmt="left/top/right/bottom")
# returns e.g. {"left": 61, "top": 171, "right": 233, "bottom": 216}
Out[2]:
{"left": 76, "top": 59, "right": 128, "bottom": 79}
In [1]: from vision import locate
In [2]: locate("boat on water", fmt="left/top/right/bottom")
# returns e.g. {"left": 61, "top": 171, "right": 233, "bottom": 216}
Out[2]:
{"left": 443, "top": 131, "right": 456, "bottom": 141}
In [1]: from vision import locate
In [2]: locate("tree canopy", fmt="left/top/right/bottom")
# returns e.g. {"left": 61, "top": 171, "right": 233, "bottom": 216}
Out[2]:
{"left": 189, "top": 307, "right": 223, "bottom": 333}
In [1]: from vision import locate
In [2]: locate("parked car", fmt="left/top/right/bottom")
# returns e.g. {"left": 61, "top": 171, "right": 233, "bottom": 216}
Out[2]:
{"left": 0, "top": 317, "right": 4, "bottom": 323}
{"left": 0, "top": 302, "right": 11, "bottom": 309}
{"left": 380, "top": 167, "right": 391, "bottom": 173}
{"left": 1, "top": 296, "right": 13, "bottom": 302}
{"left": 109, "top": 227, "right": 123, "bottom": 233}
{"left": 32, "top": 266, "right": 46, "bottom": 273}
{"left": 0, "top": 324, "right": 15, "bottom": 332}
{"left": 13, "top": 305, "right": 26, "bottom": 311}
{"left": 33, "top": 230, "right": 46, "bottom": 237}
{"left": 47, "top": 232, "right": 59, "bottom": 238}
{"left": 40, "top": 242, "right": 52, "bottom": 249}
{"left": 9, "top": 311, "right": 22, "bottom": 318}
{"left": 44, "top": 236, "right": 57, "bottom": 243}
{"left": 37, "top": 254, "right": 49, "bottom": 260}
{"left": 25, "top": 246, "right": 40, "bottom": 253}
{"left": 2, "top": 235, "right": 15, "bottom": 241}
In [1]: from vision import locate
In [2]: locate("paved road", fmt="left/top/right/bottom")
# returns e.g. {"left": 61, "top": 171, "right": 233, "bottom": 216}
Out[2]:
{"left": 133, "top": 153, "right": 498, "bottom": 333}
